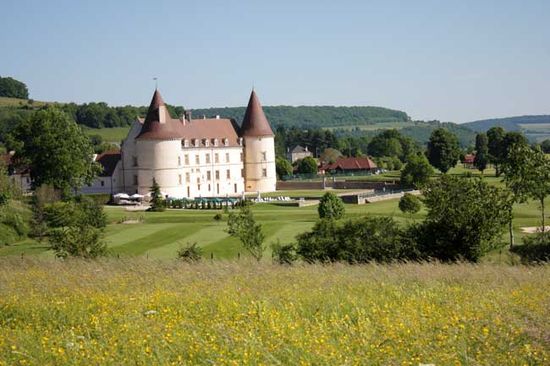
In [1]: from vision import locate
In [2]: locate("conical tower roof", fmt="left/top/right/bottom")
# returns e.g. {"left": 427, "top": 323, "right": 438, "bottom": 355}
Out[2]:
{"left": 240, "top": 90, "right": 274, "bottom": 137}
{"left": 136, "top": 89, "right": 184, "bottom": 140}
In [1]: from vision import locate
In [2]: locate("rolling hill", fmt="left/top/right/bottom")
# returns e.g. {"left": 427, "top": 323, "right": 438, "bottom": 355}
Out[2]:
{"left": 463, "top": 115, "right": 550, "bottom": 142}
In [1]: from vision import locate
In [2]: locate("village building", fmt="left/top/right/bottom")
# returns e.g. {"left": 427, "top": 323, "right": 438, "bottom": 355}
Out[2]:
{"left": 319, "top": 156, "right": 377, "bottom": 175}
{"left": 81, "top": 89, "right": 276, "bottom": 198}
{"left": 1, "top": 151, "right": 32, "bottom": 192}
{"left": 462, "top": 153, "right": 475, "bottom": 169}
{"left": 287, "top": 145, "right": 313, "bottom": 163}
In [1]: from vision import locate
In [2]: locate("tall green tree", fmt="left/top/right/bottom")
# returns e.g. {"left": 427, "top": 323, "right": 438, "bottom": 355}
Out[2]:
{"left": 8, "top": 107, "right": 99, "bottom": 195}
{"left": 275, "top": 157, "right": 293, "bottom": 178}
{"left": 486, "top": 127, "right": 506, "bottom": 176}
{"left": 414, "top": 175, "right": 509, "bottom": 262}
{"left": 426, "top": 128, "right": 461, "bottom": 173}
{"left": 296, "top": 156, "right": 318, "bottom": 175}
{"left": 149, "top": 178, "right": 166, "bottom": 212}
{"left": 473, "top": 133, "right": 489, "bottom": 174}
{"left": 400, "top": 154, "right": 434, "bottom": 188}
{"left": 227, "top": 206, "right": 265, "bottom": 261}
{"left": 0, "top": 76, "right": 29, "bottom": 99}
{"left": 503, "top": 144, "right": 550, "bottom": 233}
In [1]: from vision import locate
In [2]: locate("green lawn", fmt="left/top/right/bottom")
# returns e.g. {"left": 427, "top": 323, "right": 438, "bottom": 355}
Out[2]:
{"left": 2, "top": 193, "right": 549, "bottom": 261}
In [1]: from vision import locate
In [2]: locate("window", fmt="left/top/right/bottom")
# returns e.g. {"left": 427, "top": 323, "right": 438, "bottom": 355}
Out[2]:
{"left": 216, "top": 183, "right": 219, "bottom": 194}
{"left": 208, "top": 184, "right": 211, "bottom": 191}
{"left": 238, "top": 137, "right": 243, "bottom": 146}
{"left": 204, "top": 138, "right": 209, "bottom": 147}
{"left": 207, "top": 171, "right": 211, "bottom": 181}
{"left": 215, "top": 153, "right": 219, "bottom": 163}
{"left": 184, "top": 154, "right": 189, "bottom": 165}
{"left": 195, "top": 155, "right": 200, "bottom": 164}
{"left": 132, "top": 156, "right": 138, "bottom": 167}
{"left": 213, "top": 138, "right": 218, "bottom": 146}
{"left": 185, "top": 172, "right": 190, "bottom": 183}
{"left": 193, "top": 139, "right": 200, "bottom": 147}
{"left": 215, "top": 170, "right": 220, "bottom": 180}
{"left": 240, "top": 153, "right": 243, "bottom": 162}
{"left": 133, "top": 175, "right": 138, "bottom": 185}
{"left": 262, "top": 151, "right": 267, "bottom": 161}
{"left": 225, "top": 153, "right": 230, "bottom": 162}
{"left": 206, "top": 154, "right": 211, "bottom": 164}
{"left": 223, "top": 138, "right": 229, "bottom": 146}
{"left": 183, "top": 139, "right": 189, "bottom": 148}
{"left": 100, "top": 180, "right": 104, "bottom": 187}
{"left": 197, "top": 177, "right": 201, "bottom": 184}
{"left": 234, "top": 183, "right": 237, "bottom": 193}
{"left": 241, "top": 169, "right": 245, "bottom": 178}
{"left": 178, "top": 175, "right": 182, "bottom": 185}
{"left": 178, "top": 156, "right": 181, "bottom": 166}
{"left": 262, "top": 168, "right": 267, "bottom": 177}
{"left": 226, "top": 170, "right": 231, "bottom": 179}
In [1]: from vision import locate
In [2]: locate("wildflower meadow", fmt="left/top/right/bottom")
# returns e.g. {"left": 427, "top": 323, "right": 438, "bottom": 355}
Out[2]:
{"left": 0, "top": 259, "right": 548, "bottom": 365}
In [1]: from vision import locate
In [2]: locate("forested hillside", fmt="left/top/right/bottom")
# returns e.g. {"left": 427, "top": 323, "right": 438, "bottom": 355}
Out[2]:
{"left": 463, "top": 115, "right": 550, "bottom": 142}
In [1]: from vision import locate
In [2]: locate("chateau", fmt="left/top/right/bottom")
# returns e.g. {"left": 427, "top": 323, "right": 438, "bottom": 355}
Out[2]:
{"left": 83, "top": 89, "right": 277, "bottom": 198}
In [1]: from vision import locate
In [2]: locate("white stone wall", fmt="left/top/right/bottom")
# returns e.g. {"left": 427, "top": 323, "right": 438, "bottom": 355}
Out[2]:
{"left": 120, "top": 120, "right": 145, "bottom": 194}
{"left": 243, "top": 136, "right": 276, "bottom": 192}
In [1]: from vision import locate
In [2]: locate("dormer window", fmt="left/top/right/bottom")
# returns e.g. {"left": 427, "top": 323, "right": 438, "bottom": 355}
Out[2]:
{"left": 213, "top": 138, "right": 218, "bottom": 147}
{"left": 182, "top": 139, "right": 189, "bottom": 148}
{"left": 204, "top": 138, "right": 209, "bottom": 147}
{"left": 223, "top": 138, "right": 228, "bottom": 146}
{"left": 238, "top": 137, "right": 243, "bottom": 146}
{"left": 193, "top": 139, "right": 200, "bottom": 147}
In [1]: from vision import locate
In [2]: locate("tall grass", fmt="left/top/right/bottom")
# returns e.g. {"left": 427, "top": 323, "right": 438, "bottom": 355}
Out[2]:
{"left": 0, "top": 259, "right": 548, "bottom": 365}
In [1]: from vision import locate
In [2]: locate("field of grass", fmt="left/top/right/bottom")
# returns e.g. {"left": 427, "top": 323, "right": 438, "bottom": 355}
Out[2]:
{"left": 2, "top": 191, "right": 549, "bottom": 262}
{"left": 0, "top": 97, "right": 50, "bottom": 108}
{"left": 84, "top": 127, "right": 130, "bottom": 143}
{"left": 0, "top": 259, "right": 547, "bottom": 365}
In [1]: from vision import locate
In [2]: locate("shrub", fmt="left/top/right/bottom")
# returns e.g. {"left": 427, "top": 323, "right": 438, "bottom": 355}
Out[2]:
{"left": 296, "top": 156, "right": 318, "bottom": 175}
{"left": 177, "top": 242, "right": 202, "bottom": 262}
{"left": 318, "top": 192, "right": 345, "bottom": 220}
{"left": 49, "top": 225, "right": 106, "bottom": 259}
{"left": 213, "top": 213, "right": 223, "bottom": 221}
{"left": 511, "top": 232, "right": 550, "bottom": 263}
{"left": 296, "top": 217, "right": 418, "bottom": 263}
{"left": 398, "top": 193, "right": 421, "bottom": 215}
{"left": 271, "top": 240, "right": 297, "bottom": 265}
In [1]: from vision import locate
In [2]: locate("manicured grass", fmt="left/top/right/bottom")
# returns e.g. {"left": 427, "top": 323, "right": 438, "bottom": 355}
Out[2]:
{"left": 3, "top": 194, "right": 549, "bottom": 261}
{"left": 0, "top": 260, "right": 547, "bottom": 365}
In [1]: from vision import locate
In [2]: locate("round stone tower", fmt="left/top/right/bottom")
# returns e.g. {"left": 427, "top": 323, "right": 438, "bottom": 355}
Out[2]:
{"left": 241, "top": 90, "right": 276, "bottom": 193}
{"left": 134, "top": 89, "right": 185, "bottom": 196}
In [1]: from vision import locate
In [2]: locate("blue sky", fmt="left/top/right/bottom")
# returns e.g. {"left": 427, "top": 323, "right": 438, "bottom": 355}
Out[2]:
{"left": 1, "top": 0, "right": 549, "bottom": 122}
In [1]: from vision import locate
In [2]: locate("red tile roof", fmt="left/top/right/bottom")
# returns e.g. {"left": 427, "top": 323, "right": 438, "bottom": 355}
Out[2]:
{"left": 95, "top": 151, "right": 121, "bottom": 177}
{"left": 240, "top": 90, "right": 274, "bottom": 137}
{"left": 321, "top": 157, "right": 377, "bottom": 171}
{"left": 463, "top": 154, "right": 475, "bottom": 164}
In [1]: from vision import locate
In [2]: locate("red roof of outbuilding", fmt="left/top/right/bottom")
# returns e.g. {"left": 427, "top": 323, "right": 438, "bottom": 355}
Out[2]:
{"left": 463, "top": 154, "right": 475, "bottom": 164}
{"left": 321, "top": 157, "right": 377, "bottom": 171}
{"left": 95, "top": 151, "right": 121, "bottom": 177}
{"left": 240, "top": 90, "right": 274, "bottom": 137}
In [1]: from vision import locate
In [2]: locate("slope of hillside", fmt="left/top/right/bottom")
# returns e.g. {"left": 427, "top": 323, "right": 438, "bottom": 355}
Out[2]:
{"left": 463, "top": 115, "right": 550, "bottom": 142}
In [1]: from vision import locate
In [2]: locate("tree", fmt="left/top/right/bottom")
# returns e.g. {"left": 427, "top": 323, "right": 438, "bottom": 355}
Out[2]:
{"left": 398, "top": 193, "right": 421, "bottom": 216}
{"left": 487, "top": 127, "right": 506, "bottom": 176}
{"left": 400, "top": 154, "right": 434, "bottom": 188}
{"left": 227, "top": 206, "right": 265, "bottom": 261}
{"left": 473, "top": 133, "right": 489, "bottom": 174}
{"left": 149, "top": 178, "right": 166, "bottom": 212}
{"left": 318, "top": 192, "right": 345, "bottom": 220}
{"left": 275, "top": 157, "right": 293, "bottom": 178}
{"left": 503, "top": 144, "right": 550, "bottom": 233}
{"left": 50, "top": 224, "right": 106, "bottom": 259}
{"left": 296, "top": 156, "right": 318, "bottom": 175}
{"left": 426, "top": 128, "right": 461, "bottom": 173}
{"left": 9, "top": 107, "right": 99, "bottom": 195}
{"left": 319, "top": 148, "right": 342, "bottom": 164}
{"left": 414, "top": 175, "right": 509, "bottom": 262}
{"left": 0, "top": 76, "right": 29, "bottom": 99}
{"left": 541, "top": 139, "right": 550, "bottom": 154}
